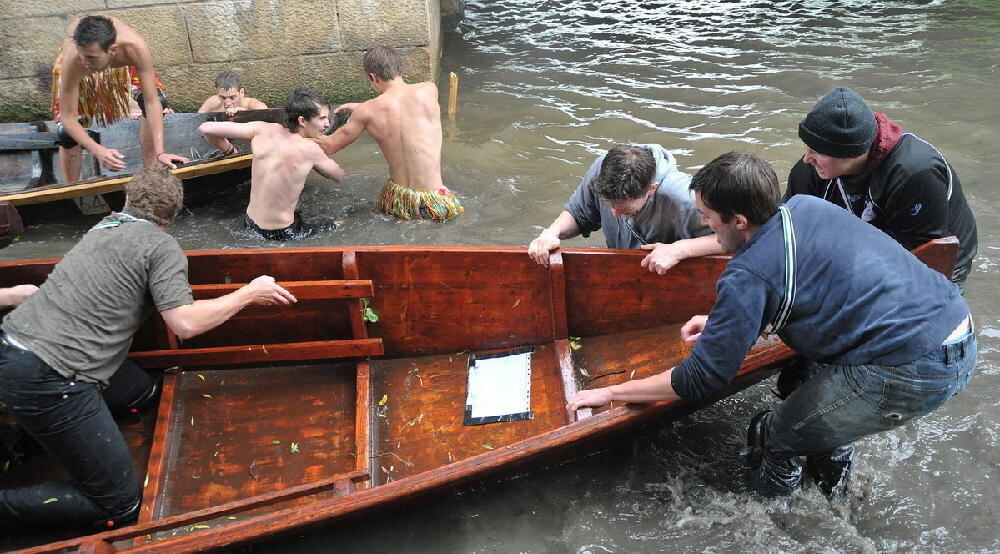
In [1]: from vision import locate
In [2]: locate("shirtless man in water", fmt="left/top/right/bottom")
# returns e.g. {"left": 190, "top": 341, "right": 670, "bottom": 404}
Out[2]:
{"left": 314, "top": 46, "right": 463, "bottom": 221}
{"left": 53, "top": 15, "right": 188, "bottom": 181}
{"left": 198, "top": 71, "right": 268, "bottom": 116}
{"left": 198, "top": 88, "right": 345, "bottom": 240}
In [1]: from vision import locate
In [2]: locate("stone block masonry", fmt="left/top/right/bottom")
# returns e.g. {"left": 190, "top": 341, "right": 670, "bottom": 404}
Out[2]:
{"left": 0, "top": 0, "right": 445, "bottom": 121}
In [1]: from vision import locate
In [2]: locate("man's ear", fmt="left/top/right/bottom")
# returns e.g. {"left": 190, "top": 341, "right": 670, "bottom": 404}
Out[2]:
{"left": 733, "top": 213, "right": 749, "bottom": 230}
{"left": 298, "top": 115, "right": 307, "bottom": 128}
{"left": 647, "top": 181, "right": 660, "bottom": 194}
{"left": 108, "top": 44, "right": 119, "bottom": 57}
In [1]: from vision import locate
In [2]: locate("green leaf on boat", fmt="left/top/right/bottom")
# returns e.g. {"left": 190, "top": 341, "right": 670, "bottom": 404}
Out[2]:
{"left": 482, "top": 444, "right": 494, "bottom": 450}
{"left": 290, "top": 442, "right": 300, "bottom": 454}
{"left": 378, "top": 394, "right": 388, "bottom": 406}
{"left": 43, "top": 498, "right": 58, "bottom": 504}
{"left": 271, "top": 440, "right": 281, "bottom": 445}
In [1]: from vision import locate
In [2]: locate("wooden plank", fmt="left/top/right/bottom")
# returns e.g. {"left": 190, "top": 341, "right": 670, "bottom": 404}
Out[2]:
{"left": 0, "top": 154, "right": 252, "bottom": 206}
{"left": 135, "top": 371, "right": 182, "bottom": 531}
{"left": 191, "top": 280, "right": 373, "bottom": 301}
{"left": 547, "top": 251, "right": 568, "bottom": 340}
{"left": 23, "top": 470, "right": 370, "bottom": 554}
{"left": 129, "top": 339, "right": 384, "bottom": 367}
{"left": 355, "top": 361, "right": 373, "bottom": 486}
{"left": 912, "top": 236, "right": 959, "bottom": 278}
{"left": 0, "top": 132, "right": 59, "bottom": 151}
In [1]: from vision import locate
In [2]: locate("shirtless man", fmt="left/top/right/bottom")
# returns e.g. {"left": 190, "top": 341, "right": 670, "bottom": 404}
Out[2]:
{"left": 198, "top": 71, "right": 268, "bottom": 116}
{"left": 198, "top": 88, "right": 345, "bottom": 240}
{"left": 53, "top": 15, "right": 188, "bottom": 182}
{"left": 315, "top": 46, "right": 463, "bottom": 221}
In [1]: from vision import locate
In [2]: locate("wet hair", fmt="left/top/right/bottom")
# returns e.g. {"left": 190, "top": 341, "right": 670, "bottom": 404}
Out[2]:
{"left": 689, "top": 151, "right": 780, "bottom": 225}
{"left": 362, "top": 46, "right": 403, "bottom": 81}
{"left": 125, "top": 167, "right": 184, "bottom": 227}
{"left": 285, "top": 88, "right": 326, "bottom": 132}
{"left": 592, "top": 145, "right": 657, "bottom": 201}
{"left": 73, "top": 15, "right": 116, "bottom": 51}
{"left": 214, "top": 71, "right": 242, "bottom": 91}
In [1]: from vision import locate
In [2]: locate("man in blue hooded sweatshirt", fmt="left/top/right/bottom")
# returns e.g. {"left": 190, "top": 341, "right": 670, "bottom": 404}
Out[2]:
{"left": 528, "top": 144, "right": 720, "bottom": 272}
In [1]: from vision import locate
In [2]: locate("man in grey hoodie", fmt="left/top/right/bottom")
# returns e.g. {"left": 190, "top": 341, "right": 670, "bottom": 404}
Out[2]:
{"left": 528, "top": 144, "right": 720, "bottom": 272}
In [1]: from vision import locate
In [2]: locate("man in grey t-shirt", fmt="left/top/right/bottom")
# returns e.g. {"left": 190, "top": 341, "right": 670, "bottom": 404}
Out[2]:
{"left": 0, "top": 167, "right": 296, "bottom": 532}
{"left": 528, "top": 144, "right": 723, "bottom": 273}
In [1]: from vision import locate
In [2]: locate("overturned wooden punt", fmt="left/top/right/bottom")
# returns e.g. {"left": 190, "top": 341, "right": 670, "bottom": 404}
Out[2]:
{"left": 0, "top": 108, "right": 345, "bottom": 222}
{"left": 0, "top": 239, "right": 958, "bottom": 552}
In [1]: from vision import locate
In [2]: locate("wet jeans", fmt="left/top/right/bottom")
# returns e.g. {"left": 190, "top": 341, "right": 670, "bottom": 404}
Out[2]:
{"left": 751, "top": 326, "right": 977, "bottom": 496}
{"left": 0, "top": 340, "right": 150, "bottom": 531}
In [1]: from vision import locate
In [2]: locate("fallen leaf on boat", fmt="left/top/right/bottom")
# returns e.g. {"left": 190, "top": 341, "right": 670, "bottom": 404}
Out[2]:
{"left": 144, "top": 473, "right": 149, "bottom": 487}
{"left": 202, "top": 394, "right": 212, "bottom": 399}
{"left": 570, "top": 341, "right": 582, "bottom": 350}
{"left": 512, "top": 298, "right": 521, "bottom": 308}
{"left": 271, "top": 440, "right": 281, "bottom": 445}
{"left": 198, "top": 374, "right": 205, "bottom": 381}
{"left": 43, "top": 498, "right": 58, "bottom": 504}
{"left": 290, "top": 442, "right": 300, "bottom": 454}
{"left": 193, "top": 525, "right": 211, "bottom": 529}
{"left": 482, "top": 444, "right": 494, "bottom": 450}
{"left": 378, "top": 394, "right": 388, "bottom": 406}
{"left": 579, "top": 367, "right": 589, "bottom": 376}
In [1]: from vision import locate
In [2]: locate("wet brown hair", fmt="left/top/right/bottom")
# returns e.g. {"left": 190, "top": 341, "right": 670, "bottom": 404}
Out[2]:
{"left": 125, "top": 167, "right": 184, "bottom": 227}
{"left": 362, "top": 46, "right": 403, "bottom": 81}
{"left": 73, "top": 15, "right": 116, "bottom": 51}
{"left": 593, "top": 145, "right": 657, "bottom": 201}
{"left": 689, "top": 151, "right": 780, "bottom": 225}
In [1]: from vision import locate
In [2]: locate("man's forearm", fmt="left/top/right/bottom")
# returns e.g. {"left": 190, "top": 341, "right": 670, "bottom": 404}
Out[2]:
{"left": 549, "top": 211, "right": 582, "bottom": 240}
{"left": 673, "top": 234, "right": 726, "bottom": 259}
{"left": 606, "top": 368, "right": 680, "bottom": 404}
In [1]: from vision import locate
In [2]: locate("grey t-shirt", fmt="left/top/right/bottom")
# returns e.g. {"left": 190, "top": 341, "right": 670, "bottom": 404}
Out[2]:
{"left": 565, "top": 143, "right": 708, "bottom": 249}
{"left": 3, "top": 212, "right": 193, "bottom": 385}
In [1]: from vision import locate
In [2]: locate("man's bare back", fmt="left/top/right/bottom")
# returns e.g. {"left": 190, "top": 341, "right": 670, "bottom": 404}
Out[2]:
{"left": 318, "top": 81, "right": 443, "bottom": 192}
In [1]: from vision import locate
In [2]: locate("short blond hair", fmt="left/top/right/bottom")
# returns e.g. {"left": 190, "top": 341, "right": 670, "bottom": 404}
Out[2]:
{"left": 125, "top": 167, "right": 184, "bottom": 227}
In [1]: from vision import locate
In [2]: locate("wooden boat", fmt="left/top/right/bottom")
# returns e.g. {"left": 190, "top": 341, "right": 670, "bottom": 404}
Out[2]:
{"left": 0, "top": 108, "right": 345, "bottom": 223}
{"left": 0, "top": 239, "right": 958, "bottom": 552}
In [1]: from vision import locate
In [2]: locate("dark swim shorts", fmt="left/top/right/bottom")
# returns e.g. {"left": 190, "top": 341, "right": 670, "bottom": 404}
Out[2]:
{"left": 242, "top": 212, "right": 336, "bottom": 241}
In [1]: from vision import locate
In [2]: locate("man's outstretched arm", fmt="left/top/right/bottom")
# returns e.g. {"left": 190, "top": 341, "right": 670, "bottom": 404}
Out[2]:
{"left": 314, "top": 106, "right": 366, "bottom": 156}
{"left": 160, "top": 276, "right": 295, "bottom": 340}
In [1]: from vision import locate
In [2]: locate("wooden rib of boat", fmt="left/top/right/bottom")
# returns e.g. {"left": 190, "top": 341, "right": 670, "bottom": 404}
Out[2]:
{"left": 0, "top": 239, "right": 958, "bottom": 552}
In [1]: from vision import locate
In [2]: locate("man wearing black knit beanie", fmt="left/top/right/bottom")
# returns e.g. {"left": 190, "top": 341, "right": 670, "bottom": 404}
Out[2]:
{"left": 786, "top": 87, "right": 978, "bottom": 292}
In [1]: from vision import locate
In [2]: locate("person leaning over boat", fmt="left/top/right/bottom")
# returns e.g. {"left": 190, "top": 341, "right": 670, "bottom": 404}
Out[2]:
{"left": 199, "top": 88, "right": 346, "bottom": 241}
{"left": 197, "top": 71, "right": 268, "bottom": 116}
{"left": 788, "top": 87, "right": 978, "bottom": 292}
{"left": 314, "top": 46, "right": 464, "bottom": 222}
{"left": 527, "top": 144, "right": 721, "bottom": 272}
{"left": 52, "top": 15, "right": 189, "bottom": 182}
{"left": 567, "top": 151, "right": 976, "bottom": 498}
{"left": 0, "top": 167, "right": 296, "bottom": 532}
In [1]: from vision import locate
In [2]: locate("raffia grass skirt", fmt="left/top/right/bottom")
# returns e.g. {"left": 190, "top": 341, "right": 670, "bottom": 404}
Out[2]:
{"left": 376, "top": 180, "right": 463, "bottom": 222}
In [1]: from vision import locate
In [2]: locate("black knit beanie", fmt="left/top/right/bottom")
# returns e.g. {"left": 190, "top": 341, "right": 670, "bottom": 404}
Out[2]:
{"left": 798, "top": 87, "right": 877, "bottom": 158}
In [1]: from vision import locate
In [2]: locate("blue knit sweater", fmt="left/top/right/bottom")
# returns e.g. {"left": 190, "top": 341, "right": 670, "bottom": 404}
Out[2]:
{"left": 671, "top": 195, "right": 969, "bottom": 401}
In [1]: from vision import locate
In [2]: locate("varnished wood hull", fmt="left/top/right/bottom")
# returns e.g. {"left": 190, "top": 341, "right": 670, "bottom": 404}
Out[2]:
{"left": 0, "top": 239, "right": 958, "bottom": 552}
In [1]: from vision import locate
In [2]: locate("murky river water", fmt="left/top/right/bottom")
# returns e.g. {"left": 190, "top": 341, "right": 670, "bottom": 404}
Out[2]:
{"left": 3, "top": 0, "right": 999, "bottom": 551}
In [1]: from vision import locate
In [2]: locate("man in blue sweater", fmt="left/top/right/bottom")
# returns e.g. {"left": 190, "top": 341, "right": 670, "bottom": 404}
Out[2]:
{"left": 568, "top": 151, "right": 976, "bottom": 498}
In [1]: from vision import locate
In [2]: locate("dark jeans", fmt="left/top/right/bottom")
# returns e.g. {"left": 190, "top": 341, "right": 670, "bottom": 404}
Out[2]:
{"left": 751, "top": 326, "right": 977, "bottom": 496}
{"left": 0, "top": 341, "right": 151, "bottom": 531}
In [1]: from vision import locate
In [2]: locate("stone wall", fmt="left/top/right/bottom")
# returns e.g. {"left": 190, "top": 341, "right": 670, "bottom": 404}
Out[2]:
{"left": 0, "top": 0, "right": 444, "bottom": 121}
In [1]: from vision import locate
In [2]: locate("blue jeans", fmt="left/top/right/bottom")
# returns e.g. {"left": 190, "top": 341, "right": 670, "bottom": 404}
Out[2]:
{"left": 0, "top": 340, "right": 148, "bottom": 531}
{"left": 751, "top": 327, "right": 977, "bottom": 495}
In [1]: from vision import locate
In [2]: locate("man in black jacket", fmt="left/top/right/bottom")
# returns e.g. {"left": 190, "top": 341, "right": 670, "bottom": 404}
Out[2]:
{"left": 786, "top": 87, "right": 977, "bottom": 292}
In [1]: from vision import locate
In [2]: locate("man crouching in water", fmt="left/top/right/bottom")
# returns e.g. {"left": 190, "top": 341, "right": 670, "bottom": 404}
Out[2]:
{"left": 199, "top": 88, "right": 345, "bottom": 240}
{"left": 0, "top": 167, "right": 295, "bottom": 532}
{"left": 314, "top": 46, "right": 463, "bottom": 222}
